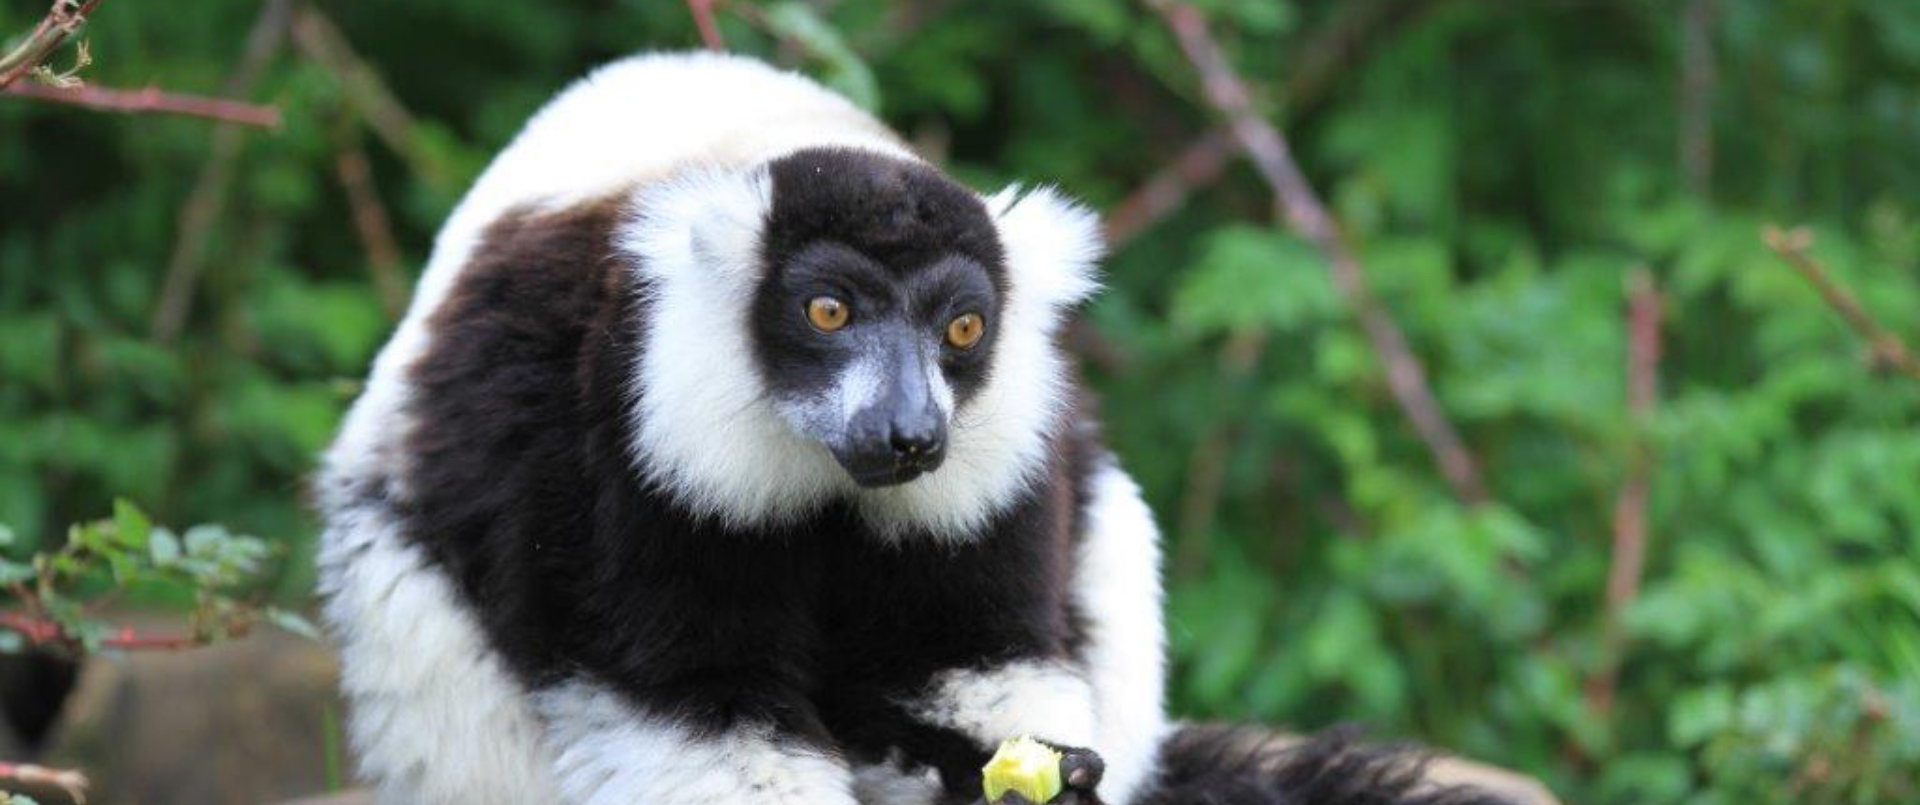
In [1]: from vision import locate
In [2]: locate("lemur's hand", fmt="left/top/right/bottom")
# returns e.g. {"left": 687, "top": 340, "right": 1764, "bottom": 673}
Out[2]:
{"left": 1038, "top": 741, "right": 1105, "bottom": 799}
{"left": 1001, "top": 741, "right": 1103, "bottom": 805}
{"left": 979, "top": 736, "right": 1105, "bottom": 805}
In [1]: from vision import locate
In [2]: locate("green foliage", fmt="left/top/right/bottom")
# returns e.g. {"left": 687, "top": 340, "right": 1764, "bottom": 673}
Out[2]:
{"left": 4, "top": 0, "right": 1919, "bottom": 802}
{"left": 0, "top": 500, "right": 313, "bottom": 653}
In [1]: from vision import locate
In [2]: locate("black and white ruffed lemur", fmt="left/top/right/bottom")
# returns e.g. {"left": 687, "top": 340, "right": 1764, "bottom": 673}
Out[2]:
{"left": 316, "top": 52, "right": 1519, "bottom": 805}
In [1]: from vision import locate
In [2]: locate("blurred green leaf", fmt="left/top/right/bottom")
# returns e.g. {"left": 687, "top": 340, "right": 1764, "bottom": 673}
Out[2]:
{"left": 1171, "top": 226, "right": 1338, "bottom": 335}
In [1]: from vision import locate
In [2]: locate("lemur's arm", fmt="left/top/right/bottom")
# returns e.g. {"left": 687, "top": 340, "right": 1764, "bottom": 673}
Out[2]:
{"left": 902, "top": 660, "right": 1105, "bottom": 803}
{"left": 1060, "top": 463, "right": 1170, "bottom": 805}
{"left": 888, "top": 462, "right": 1168, "bottom": 805}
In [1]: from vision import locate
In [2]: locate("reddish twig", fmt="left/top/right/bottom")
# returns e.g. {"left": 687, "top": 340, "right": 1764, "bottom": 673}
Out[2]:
{"left": 1587, "top": 268, "right": 1662, "bottom": 718}
{"left": 0, "top": 610, "right": 202, "bottom": 652}
{"left": 687, "top": 0, "right": 726, "bottom": 51}
{"left": 0, "top": 0, "right": 104, "bottom": 89}
{"left": 0, "top": 760, "right": 90, "bottom": 804}
{"left": 5, "top": 81, "right": 280, "bottom": 127}
{"left": 1144, "top": 0, "right": 1489, "bottom": 506}
{"left": 1104, "top": 127, "right": 1236, "bottom": 247}
{"left": 334, "top": 137, "right": 411, "bottom": 319}
{"left": 1104, "top": 0, "right": 1454, "bottom": 248}
{"left": 1763, "top": 225, "right": 1920, "bottom": 380}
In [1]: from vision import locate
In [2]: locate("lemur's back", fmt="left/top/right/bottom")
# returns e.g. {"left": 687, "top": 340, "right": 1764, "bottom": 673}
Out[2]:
{"left": 321, "top": 53, "right": 909, "bottom": 531}
{"left": 427, "top": 53, "right": 908, "bottom": 295}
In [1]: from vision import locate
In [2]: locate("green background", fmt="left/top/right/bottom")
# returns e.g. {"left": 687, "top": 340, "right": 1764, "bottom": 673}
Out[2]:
{"left": 4, "top": 1, "right": 1919, "bottom": 802}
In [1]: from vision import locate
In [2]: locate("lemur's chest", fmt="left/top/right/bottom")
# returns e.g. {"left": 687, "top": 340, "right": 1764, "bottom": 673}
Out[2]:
{"left": 590, "top": 496, "right": 1083, "bottom": 685}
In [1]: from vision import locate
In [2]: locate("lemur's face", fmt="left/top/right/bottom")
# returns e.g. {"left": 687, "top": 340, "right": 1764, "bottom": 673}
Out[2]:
{"left": 751, "top": 150, "right": 1007, "bottom": 488}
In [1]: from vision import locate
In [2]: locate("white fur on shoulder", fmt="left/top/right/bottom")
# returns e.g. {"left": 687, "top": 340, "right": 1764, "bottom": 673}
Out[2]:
{"left": 316, "top": 498, "right": 555, "bottom": 805}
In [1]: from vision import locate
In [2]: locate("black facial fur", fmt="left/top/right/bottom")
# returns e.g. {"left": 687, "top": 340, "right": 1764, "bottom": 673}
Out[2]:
{"left": 752, "top": 148, "right": 1006, "bottom": 486}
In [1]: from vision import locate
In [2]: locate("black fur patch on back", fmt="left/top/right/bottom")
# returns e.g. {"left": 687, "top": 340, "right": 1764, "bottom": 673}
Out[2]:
{"left": 1141, "top": 725, "right": 1526, "bottom": 805}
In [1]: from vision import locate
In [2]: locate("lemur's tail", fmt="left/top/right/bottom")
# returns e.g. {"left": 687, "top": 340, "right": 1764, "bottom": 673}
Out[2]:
{"left": 1129, "top": 724, "right": 1528, "bottom": 805}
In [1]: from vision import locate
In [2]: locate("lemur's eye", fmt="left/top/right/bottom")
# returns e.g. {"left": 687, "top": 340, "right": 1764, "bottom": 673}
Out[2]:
{"left": 807, "top": 297, "right": 849, "bottom": 332}
{"left": 946, "top": 312, "right": 986, "bottom": 349}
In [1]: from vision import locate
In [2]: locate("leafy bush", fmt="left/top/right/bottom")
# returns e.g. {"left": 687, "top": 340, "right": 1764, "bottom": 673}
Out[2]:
{"left": 3, "top": 1, "right": 1918, "bottom": 802}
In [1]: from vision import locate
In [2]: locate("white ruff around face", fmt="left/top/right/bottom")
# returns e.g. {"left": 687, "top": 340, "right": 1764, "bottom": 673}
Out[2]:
{"left": 622, "top": 177, "right": 1101, "bottom": 540}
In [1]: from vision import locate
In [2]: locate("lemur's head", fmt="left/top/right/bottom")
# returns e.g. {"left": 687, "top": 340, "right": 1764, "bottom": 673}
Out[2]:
{"left": 752, "top": 149, "right": 1004, "bottom": 487}
{"left": 624, "top": 146, "right": 1101, "bottom": 538}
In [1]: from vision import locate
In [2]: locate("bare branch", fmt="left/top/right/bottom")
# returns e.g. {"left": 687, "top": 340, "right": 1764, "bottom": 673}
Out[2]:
{"left": 0, "top": 610, "right": 205, "bottom": 653}
{"left": 1104, "top": 127, "right": 1235, "bottom": 248}
{"left": 0, "top": 0, "right": 104, "bottom": 89}
{"left": 1102, "top": 0, "right": 1455, "bottom": 249}
{"left": 1142, "top": 0, "right": 1489, "bottom": 506}
{"left": 5, "top": 81, "right": 280, "bottom": 128}
{"left": 289, "top": 4, "right": 447, "bottom": 187}
{"left": 687, "top": 0, "right": 726, "bottom": 51}
{"left": 0, "top": 760, "right": 89, "bottom": 804}
{"left": 335, "top": 136, "right": 410, "bottom": 319}
{"left": 1587, "top": 268, "right": 1662, "bottom": 718}
{"left": 1764, "top": 225, "right": 1920, "bottom": 380}
{"left": 151, "top": 0, "right": 293, "bottom": 342}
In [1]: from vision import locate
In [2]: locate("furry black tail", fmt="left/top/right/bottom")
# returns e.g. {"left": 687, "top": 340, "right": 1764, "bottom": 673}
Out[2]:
{"left": 1128, "top": 724, "right": 1526, "bottom": 805}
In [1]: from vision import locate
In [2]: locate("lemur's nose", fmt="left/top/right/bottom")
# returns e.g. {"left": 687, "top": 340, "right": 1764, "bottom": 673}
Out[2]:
{"left": 889, "top": 419, "right": 944, "bottom": 464}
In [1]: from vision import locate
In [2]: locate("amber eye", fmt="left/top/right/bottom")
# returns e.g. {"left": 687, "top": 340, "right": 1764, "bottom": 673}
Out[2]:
{"left": 807, "top": 297, "right": 849, "bottom": 332}
{"left": 946, "top": 312, "right": 986, "bottom": 349}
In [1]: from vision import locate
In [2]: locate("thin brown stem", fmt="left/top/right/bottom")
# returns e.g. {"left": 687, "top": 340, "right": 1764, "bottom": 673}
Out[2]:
{"left": 1764, "top": 225, "right": 1920, "bottom": 380}
{"left": 1103, "top": 0, "right": 1454, "bottom": 248}
{"left": 335, "top": 136, "right": 410, "bottom": 319}
{"left": 1587, "top": 268, "right": 1662, "bottom": 718}
{"left": 1143, "top": 0, "right": 1489, "bottom": 507}
{"left": 0, "top": 0, "right": 104, "bottom": 89}
{"left": 5, "top": 81, "right": 280, "bottom": 127}
{"left": 1104, "top": 127, "right": 1235, "bottom": 248}
{"left": 687, "top": 0, "right": 726, "bottom": 51}
{"left": 290, "top": 4, "right": 447, "bottom": 188}
{"left": 0, "top": 610, "right": 202, "bottom": 652}
{"left": 150, "top": 0, "right": 292, "bottom": 342}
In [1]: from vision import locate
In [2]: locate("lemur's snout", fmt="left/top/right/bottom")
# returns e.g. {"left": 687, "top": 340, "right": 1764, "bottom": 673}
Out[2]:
{"left": 888, "top": 409, "right": 945, "bottom": 466}
{"left": 842, "top": 343, "right": 948, "bottom": 487}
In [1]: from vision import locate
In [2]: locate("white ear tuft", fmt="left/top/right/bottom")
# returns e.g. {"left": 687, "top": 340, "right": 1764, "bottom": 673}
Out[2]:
{"left": 987, "top": 185, "right": 1103, "bottom": 325}
{"left": 623, "top": 165, "right": 772, "bottom": 286}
